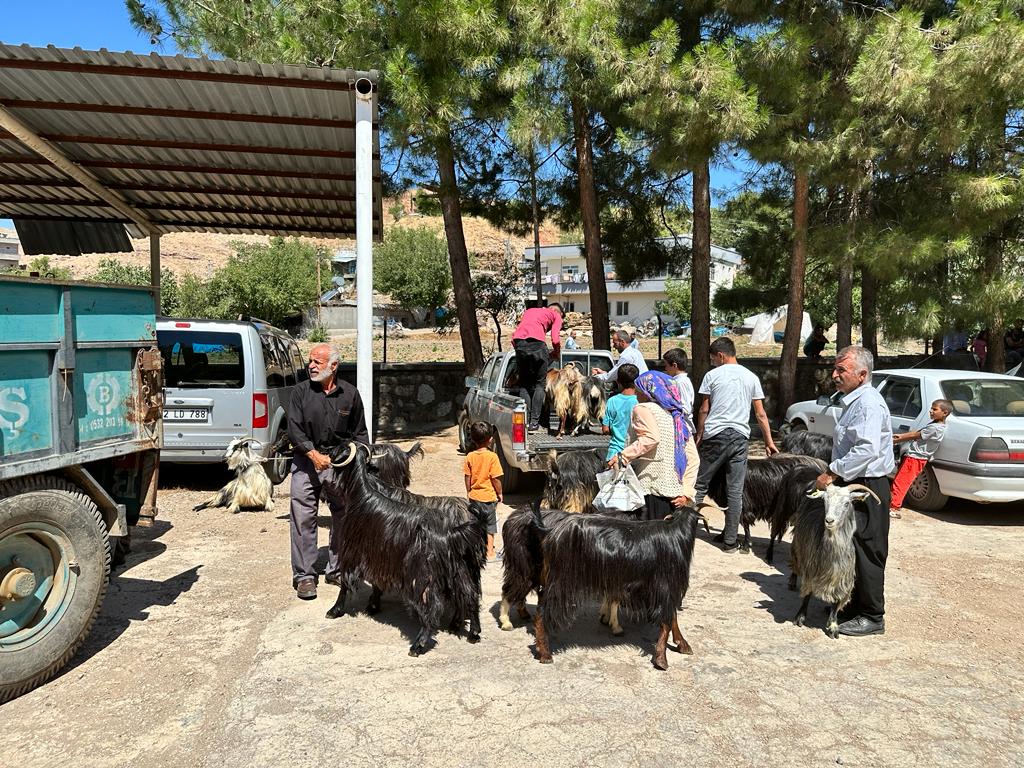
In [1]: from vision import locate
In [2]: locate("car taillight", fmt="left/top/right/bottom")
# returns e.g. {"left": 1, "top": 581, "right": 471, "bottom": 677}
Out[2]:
{"left": 174, "top": 321, "right": 191, "bottom": 327}
{"left": 252, "top": 393, "right": 269, "bottom": 428}
{"left": 970, "top": 437, "right": 1024, "bottom": 462}
{"left": 512, "top": 411, "right": 526, "bottom": 447}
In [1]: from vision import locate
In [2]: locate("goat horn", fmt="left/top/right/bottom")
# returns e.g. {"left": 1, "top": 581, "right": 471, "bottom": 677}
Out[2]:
{"left": 331, "top": 443, "right": 357, "bottom": 467}
{"left": 843, "top": 483, "right": 881, "bottom": 505}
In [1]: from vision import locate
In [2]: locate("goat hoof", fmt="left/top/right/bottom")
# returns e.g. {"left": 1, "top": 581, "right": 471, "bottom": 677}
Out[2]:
{"left": 794, "top": 615, "right": 806, "bottom": 628}
{"left": 408, "top": 646, "right": 422, "bottom": 657}
{"left": 674, "top": 641, "right": 693, "bottom": 655}
{"left": 500, "top": 622, "right": 514, "bottom": 631}
{"left": 599, "top": 614, "right": 609, "bottom": 626}
{"left": 611, "top": 627, "right": 625, "bottom": 637}
{"left": 653, "top": 654, "right": 669, "bottom": 671}
{"left": 325, "top": 607, "right": 345, "bottom": 619}
{"left": 538, "top": 655, "right": 553, "bottom": 664}
{"left": 365, "top": 604, "right": 380, "bottom": 616}
{"left": 467, "top": 632, "right": 481, "bottom": 644}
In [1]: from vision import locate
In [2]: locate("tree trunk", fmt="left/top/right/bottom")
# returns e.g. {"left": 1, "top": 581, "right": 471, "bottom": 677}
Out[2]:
{"left": 836, "top": 187, "right": 856, "bottom": 350}
{"left": 982, "top": 233, "right": 1005, "bottom": 372}
{"left": 530, "top": 146, "right": 543, "bottom": 304}
{"left": 436, "top": 135, "right": 484, "bottom": 373}
{"left": 571, "top": 95, "right": 610, "bottom": 351}
{"left": 690, "top": 160, "right": 712, "bottom": 391}
{"left": 493, "top": 312, "right": 503, "bottom": 352}
{"left": 778, "top": 168, "right": 809, "bottom": 419}
{"left": 860, "top": 267, "right": 878, "bottom": 357}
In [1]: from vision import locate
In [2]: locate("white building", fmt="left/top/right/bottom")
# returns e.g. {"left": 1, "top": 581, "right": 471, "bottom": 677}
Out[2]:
{"left": 521, "top": 235, "right": 742, "bottom": 324}
{"left": 0, "top": 233, "right": 20, "bottom": 270}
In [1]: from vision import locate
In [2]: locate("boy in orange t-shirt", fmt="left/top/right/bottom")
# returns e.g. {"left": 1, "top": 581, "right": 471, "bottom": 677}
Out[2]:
{"left": 463, "top": 421, "right": 503, "bottom": 560}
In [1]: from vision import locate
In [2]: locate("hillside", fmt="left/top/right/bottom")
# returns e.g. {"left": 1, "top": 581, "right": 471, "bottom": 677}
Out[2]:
{"left": 2, "top": 205, "right": 566, "bottom": 279}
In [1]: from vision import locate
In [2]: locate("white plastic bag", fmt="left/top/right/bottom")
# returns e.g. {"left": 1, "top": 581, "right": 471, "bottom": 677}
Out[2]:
{"left": 594, "top": 463, "right": 646, "bottom": 513}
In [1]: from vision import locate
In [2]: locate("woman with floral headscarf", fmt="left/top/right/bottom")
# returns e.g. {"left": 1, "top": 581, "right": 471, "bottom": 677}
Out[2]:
{"left": 614, "top": 370, "right": 701, "bottom": 521}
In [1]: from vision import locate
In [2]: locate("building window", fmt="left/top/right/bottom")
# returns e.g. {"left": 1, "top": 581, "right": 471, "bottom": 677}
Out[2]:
{"left": 616, "top": 301, "right": 629, "bottom": 316}
{"left": 565, "top": 265, "right": 579, "bottom": 275}
{"left": 564, "top": 301, "right": 575, "bottom": 312}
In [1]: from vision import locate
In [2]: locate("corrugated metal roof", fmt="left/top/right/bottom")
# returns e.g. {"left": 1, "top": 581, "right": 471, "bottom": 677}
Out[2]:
{"left": 0, "top": 43, "right": 381, "bottom": 241}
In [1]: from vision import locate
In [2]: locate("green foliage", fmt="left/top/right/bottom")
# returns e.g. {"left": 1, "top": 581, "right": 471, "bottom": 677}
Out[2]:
{"left": 659, "top": 279, "right": 692, "bottom": 321}
{"left": 307, "top": 324, "right": 329, "bottom": 343}
{"left": 0, "top": 256, "right": 75, "bottom": 281}
{"left": 472, "top": 259, "right": 529, "bottom": 350}
{"left": 413, "top": 191, "right": 442, "bottom": 217}
{"left": 216, "top": 238, "right": 329, "bottom": 327}
{"left": 374, "top": 227, "right": 452, "bottom": 322}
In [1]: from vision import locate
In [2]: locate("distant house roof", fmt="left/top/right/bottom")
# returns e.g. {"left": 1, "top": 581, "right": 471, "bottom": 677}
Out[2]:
{"left": 0, "top": 43, "right": 382, "bottom": 252}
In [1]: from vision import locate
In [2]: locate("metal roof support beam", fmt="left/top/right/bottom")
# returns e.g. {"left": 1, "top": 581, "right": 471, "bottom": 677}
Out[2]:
{"left": 355, "top": 78, "right": 375, "bottom": 443}
{"left": 0, "top": 103, "right": 157, "bottom": 236}
{"left": 150, "top": 233, "right": 161, "bottom": 311}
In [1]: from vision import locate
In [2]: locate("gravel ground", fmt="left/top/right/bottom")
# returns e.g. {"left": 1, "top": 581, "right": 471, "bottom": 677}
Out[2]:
{"left": 2, "top": 427, "right": 1022, "bottom": 768}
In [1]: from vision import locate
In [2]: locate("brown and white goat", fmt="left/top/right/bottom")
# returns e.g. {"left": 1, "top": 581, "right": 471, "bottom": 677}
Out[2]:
{"left": 193, "top": 437, "right": 274, "bottom": 514}
{"left": 545, "top": 364, "right": 590, "bottom": 437}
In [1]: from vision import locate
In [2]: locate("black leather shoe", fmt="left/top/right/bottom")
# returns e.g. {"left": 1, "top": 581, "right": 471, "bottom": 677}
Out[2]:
{"left": 296, "top": 577, "right": 317, "bottom": 600}
{"left": 721, "top": 541, "right": 740, "bottom": 553}
{"left": 838, "top": 616, "right": 885, "bottom": 636}
{"left": 324, "top": 573, "right": 343, "bottom": 588}
{"left": 712, "top": 532, "right": 725, "bottom": 543}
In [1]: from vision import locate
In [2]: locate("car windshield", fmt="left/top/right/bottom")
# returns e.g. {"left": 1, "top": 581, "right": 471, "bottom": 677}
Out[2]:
{"left": 940, "top": 378, "right": 1024, "bottom": 417}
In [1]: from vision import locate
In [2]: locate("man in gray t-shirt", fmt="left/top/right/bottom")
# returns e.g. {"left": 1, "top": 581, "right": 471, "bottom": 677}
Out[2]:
{"left": 693, "top": 337, "right": 779, "bottom": 552}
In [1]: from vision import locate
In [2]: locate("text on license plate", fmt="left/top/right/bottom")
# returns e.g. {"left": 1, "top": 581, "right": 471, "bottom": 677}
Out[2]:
{"left": 163, "top": 408, "right": 209, "bottom": 422}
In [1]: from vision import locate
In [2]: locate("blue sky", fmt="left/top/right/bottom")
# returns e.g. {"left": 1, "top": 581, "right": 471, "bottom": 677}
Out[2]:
{"left": 1, "top": 1, "right": 752, "bottom": 233}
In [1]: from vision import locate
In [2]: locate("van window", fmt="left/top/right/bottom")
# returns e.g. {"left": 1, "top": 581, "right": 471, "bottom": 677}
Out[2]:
{"left": 289, "top": 342, "right": 308, "bottom": 382}
{"left": 273, "top": 337, "right": 297, "bottom": 386}
{"left": 261, "top": 334, "right": 287, "bottom": 387}
{"left": 158, "top": 330, "right": 245, "bottom": 388}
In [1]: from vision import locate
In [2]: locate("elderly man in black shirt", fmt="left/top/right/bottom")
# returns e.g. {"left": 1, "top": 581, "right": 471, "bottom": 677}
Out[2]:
{"left": 287, "top": 343, "right": 369, "bottom": 599}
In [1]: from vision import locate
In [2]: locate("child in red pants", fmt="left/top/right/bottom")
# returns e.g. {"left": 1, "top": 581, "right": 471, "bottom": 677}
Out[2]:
{"left": 890, "top": 399, "right": 952, "bottom": 517}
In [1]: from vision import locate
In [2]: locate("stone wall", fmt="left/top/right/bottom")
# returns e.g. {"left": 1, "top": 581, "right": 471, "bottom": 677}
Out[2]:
{"left": 335, "top": 362, "right": 468, "bottom": 437}
{"left": 334, "top": 354, "right": 928, "bottom": 437}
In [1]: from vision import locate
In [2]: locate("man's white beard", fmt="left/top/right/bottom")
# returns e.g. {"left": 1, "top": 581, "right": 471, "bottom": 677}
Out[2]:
{"left": 311, "top": 367, "right": 334, "bottom": 383}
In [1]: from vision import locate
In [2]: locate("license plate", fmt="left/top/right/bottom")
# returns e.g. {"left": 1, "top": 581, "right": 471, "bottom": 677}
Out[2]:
{"left": 163, "top": 408, "right": 210, "bottom": 422}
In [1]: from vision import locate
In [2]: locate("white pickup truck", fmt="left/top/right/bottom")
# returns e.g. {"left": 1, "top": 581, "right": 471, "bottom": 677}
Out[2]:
{"left": 458, "top": 349, "right": 616, "bottom": 491}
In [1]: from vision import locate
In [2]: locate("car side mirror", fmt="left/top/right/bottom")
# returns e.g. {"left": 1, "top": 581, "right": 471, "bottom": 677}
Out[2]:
{"left": 465, "top": 376, "right": 481, "bottom": 389}
{"left": 816, "top": 395, "right": 832, "bottom": 406}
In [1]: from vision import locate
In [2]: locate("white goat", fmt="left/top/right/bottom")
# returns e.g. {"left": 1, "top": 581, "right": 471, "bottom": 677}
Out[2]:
{"left": 789, "top": 483, "right": 880, "bottom": 638}
{"left": 193, "top": 437, "right": 274, "bottom": 514}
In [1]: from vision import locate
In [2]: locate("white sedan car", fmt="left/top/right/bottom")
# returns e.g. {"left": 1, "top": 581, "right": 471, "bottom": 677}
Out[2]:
{"left": 784, "top": 369, "right": 1024, "bottom": 511}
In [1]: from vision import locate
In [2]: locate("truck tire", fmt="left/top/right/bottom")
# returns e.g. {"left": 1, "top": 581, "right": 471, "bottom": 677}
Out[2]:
{"left": 905, "top": 465, "right": 948, "bottom": 512}
{"left": 495, "top": 438, "right": 523, "bottom": 494}
{"left": 265, "top": 428, "right": 292, "bottom": 486}
{"left": 0, "top": 476, "right": 110, "bottom": 704}
{"left": 457, "top": 408, "right": 471, "bottom": 454}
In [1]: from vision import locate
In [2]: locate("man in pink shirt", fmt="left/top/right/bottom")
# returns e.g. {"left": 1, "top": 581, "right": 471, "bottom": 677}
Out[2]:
{"left": 511, "top": 303, "right": 563, "bottom": 432}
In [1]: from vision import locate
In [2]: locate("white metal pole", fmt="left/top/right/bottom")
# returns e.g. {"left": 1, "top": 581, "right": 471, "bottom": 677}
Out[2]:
{"left": 354, "top": 78, "right": 375, "bottom": 443}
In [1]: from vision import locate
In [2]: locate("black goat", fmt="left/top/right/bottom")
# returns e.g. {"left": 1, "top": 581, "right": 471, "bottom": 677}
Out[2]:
{"left": 323, "top": 442, "right": 487, "bottom": 656}
{"left": 361, "top": 470, "right": 475, "bottom": 616}
{"left": 500, "top": 502, "right": 631, "bottom": 635}
{"left": 780, "top": 431, "right": 833, "bottom": 463}
{"left": 533, "top": 506, "right": 703, "bottom": 670}
{"left": 766, "top": 464, "right": 825, "bottom": 563}
{"left": 543, "top": 448, "right": 605, "bottom": 514}
{"left": 367, "top": 441, "right": 424, "bottom": 488}
{"left": 706, "top": 453, "right": 827, "bottom": 556}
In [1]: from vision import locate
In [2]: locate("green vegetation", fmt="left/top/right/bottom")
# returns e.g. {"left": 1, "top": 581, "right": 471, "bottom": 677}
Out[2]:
{"left": 374, "top": 228, "right": 453, "bottom": 325}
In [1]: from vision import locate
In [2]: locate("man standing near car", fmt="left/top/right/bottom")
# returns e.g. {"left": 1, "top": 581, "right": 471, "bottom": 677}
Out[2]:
{"left": 512, "top": 302, "right": 563, "bottom": 433}
{"left": 593, "top": 329, "right": 649, "bottom": 387}
{"left": 815, "top": 345, "right": 895, "bottom": 637}
{"left": 287, "top": 343, "right": 369, "bottom": 600}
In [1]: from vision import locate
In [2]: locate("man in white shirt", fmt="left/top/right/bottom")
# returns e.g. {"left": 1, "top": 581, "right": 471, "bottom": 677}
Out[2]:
{"left": 592, "top": 329, "right": 648, "bottom": 386}
{"left": 815, "top": 345, "right": 895, "bottom": 637}
{"left": 693, "top": 337, "right": 779, "bottom": 552}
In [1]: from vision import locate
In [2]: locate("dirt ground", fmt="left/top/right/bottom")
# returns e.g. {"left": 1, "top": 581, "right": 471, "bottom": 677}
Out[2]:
{"left": 2, "top": 427, "right": 1022, "bottom": 768}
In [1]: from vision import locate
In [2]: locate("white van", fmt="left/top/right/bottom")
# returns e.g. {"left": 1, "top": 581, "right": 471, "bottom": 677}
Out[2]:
{"left": 156, "top": 317, "right": 306, "bottom": 484}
